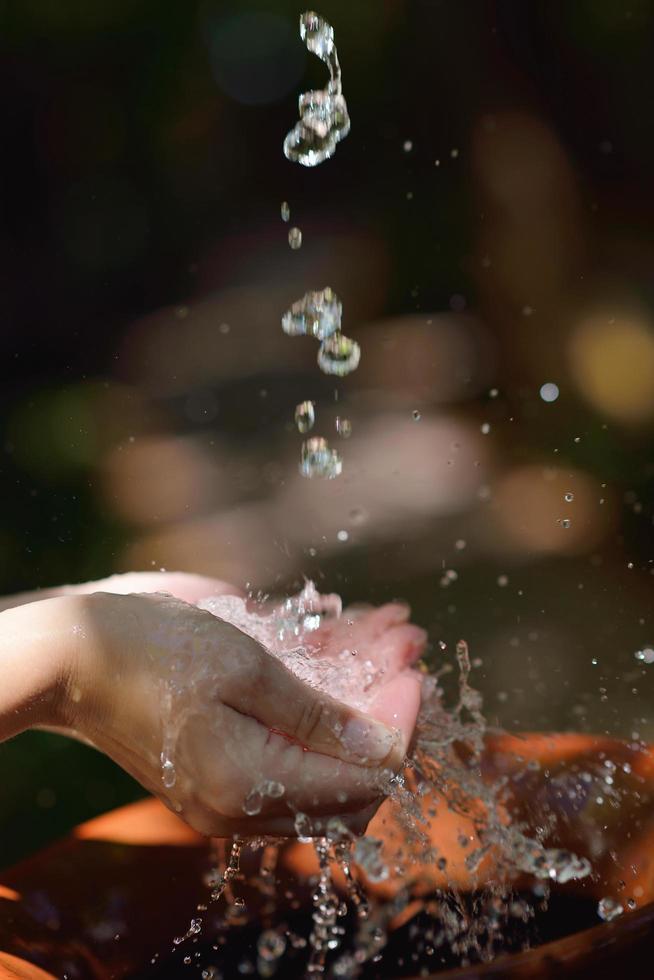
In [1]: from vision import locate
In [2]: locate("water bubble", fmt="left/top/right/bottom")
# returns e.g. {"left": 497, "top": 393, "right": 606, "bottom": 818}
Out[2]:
{"left": 598, "top": 896, "right": 623, "bottom": 921}
{"left": 349, "top": 506, "right": 366, "bottom": 525}
{"left": 564, "top": 492, "right": 574, "bottom": 502}
{"left": 282, "top": 287, "right": 342, "bottom": 339}
{"left": 300, "top": 437, "right": 342, "bottom": 479}
{"left": 540, "top": 382, "right": 559, "bottom": 402}
{"left": 281, "top": 201, "right": 290, "bottom": 222}
{"left": 455, "top": 538, "right": 466, "bottom": 550}
{"left": 243, "top": 788, "right": 263, "bottom": 816}
{"left": 489, "top": 387, "right": 499, "bottom": 398}
{"left": 337, "top": 529, "right": 349, "bottom": 542}
{"left": 294, "top": 811, "right": 314, "bottom": 842}
{"left": 403, "top": 139, "right": 413, "bottom": 152}
{"left": 317, "top": 333, "right": 360, "bottom": 376}
{"left": 283, "top": 13, "right": 350, "bottom": 167}
{"left": 288, "top": 226, "right": 302, "bottom": 249}
{"left": 412, "top": 409, "right": 421, "bottom": 421}
{"left": 559, "top": 518, "right": 572, "bottom": 529}
{"left": 335, "top": 416, "right": 352, "bottom": 438}
{"left": 295, "top": 400, "right": 315, "bottom": 433}
{"left": 481, "top": 422, "right": 491, "bottom": 434}
{"left": 258, "top": 929, "right": 286, "bottom": 962}
{"left": 635, "top": 647, "right": 654, "bottom": 664}
{"left": 497, "top": 574, "right": 509, "bottom": 587}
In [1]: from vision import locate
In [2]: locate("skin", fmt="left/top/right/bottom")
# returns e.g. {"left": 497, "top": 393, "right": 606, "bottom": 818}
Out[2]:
{"left": 0, "top": 572, "right": 425, "bottom": 838}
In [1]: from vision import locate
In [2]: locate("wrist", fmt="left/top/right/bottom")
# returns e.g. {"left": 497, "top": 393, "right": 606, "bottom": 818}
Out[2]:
{"left": 0, "top": 596, "right": 82, "bottom": 739}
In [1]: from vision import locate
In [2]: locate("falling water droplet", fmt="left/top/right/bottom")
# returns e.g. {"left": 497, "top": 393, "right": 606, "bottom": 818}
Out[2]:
{"left": 335, "top": 416, "right": 352, "bottom": 438}
{"left": 281, "top": 201, "right": 290, "bottom": 222}
{"left": 243, "top": 788, "right": 263, "bottom": 816}
{"left": 295, "top": 400, "right": 315, "bottom": 433}
{"left": 282, "top": 288, "right": 342, "bottom": 339}
{"left": 294, "top": 810, "right": 314, "bottom": 842}
{"left": 317, "top": 333, "right": 360, "bottom": 376}
{"left": 597, "top": 897, "right": 623, "bottom": 921}
{"left": 283, "top": 12, "right": 350, "bottom": 167}
{"left": 288, "top": 226, "right": 303, "bottom": 249}
{"left": 258, "top": 929, "right": 287, "bottom": 962}
{"left": 300, "top": 437, "right": 342, "bottom": 479}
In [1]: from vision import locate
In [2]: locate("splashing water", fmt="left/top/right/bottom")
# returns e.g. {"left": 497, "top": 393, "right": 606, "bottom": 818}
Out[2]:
{"left": 283, "top": 12, "right": 350, "bottom": 167}
{"left": 163, "top": 584, "right": 603, "bottom": 975}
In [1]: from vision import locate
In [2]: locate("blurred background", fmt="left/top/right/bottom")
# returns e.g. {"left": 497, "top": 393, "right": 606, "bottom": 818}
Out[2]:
{"left": 1, "top": 0, "right": 654, "bottom": 866}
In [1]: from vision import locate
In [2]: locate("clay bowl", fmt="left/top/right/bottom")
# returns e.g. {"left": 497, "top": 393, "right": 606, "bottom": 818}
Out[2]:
{"left": 1, "top": 733, "right": 654, "bottom": 979}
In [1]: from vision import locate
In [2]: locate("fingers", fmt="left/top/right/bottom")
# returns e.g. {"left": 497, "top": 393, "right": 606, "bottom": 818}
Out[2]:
{"left": 184, "top": 708, "right": 384, "bottom": 830}
{"left": 367, "top": 671, "right": 423, "bottom": 757}
{"left": 219, "top": 640, "right": 403, "bottom": 769}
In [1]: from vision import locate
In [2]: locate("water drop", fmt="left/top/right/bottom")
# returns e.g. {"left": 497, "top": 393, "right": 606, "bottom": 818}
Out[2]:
{"left": 598, "top": 896, "right": 623, "bottom": 921}
{"left": 281, "top": 201, "right": 290, "bottom": 222}
{"left": 257, "top": 929, "right": 286, "bottom": 962}
{"left": 564, "top": 492, "right": 574, "bottom": 502}
{"left": 481, "top": 422, "right": 491, "bottom": 434}
{"left": 243, "top": 788, "right": 263, "bottom": 816}
{"left": 288, "top": 227, "right": 302, "bottom": 250}
{"left": 282, "top": 287, "right": 342, "bottom": 339}
{"left": 353, "top": 836, "right": 388, "bottom": 883}
{"left": 497, "top": 574, "right": 509, "bottom": 587}
{"left": 635, "top": 647, "right": 654, "bottom": 664}
{"left": 294, "top": 811, "right": 313, "bottom": 842}
{"left": 540, "top": 382, "right": 559, "bottom": 402}
{"left": 283, "top": 13, "right": 350, "bottom": 167}
{"left": 489, "top": 387, "right": 499, "bottom": 398}
{"left": 161, "top": 757, "right": 176, "bottom": 788}
{"left": 337, "top": 529, "right": 349, "bottom": 542}
{"left": 560, "top": 518, "right": 571, "bottom": 529}
{"left": 317, "top": 333, "right": 360, "bottom": 376}
{"left": 300, "top": 437, "right": 342, "bottom": 479}
{"left": 335, "top": 416, "right": 352, "bottom": 438}
{"left": 261, "top": 779, "right": 285, "bottom": 798}
{"left": 403, "top": 139, "right": 413, "bottom": 152}
{"left": 412, "top": 409, "right": 421, "bottom": 421}
{"left": 300, "top": 10, "right": 334, "bottom": 58}
{"left": 295, "top": 400, "right": 315, "bottom": 433}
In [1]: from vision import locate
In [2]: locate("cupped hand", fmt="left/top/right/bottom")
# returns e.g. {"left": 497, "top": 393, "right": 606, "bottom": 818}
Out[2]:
{"left": 0, "top": 573, "right": 426, "bottom": 838}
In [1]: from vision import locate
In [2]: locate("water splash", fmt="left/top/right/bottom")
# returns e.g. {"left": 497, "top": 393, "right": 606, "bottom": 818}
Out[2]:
{"left": 283, "top": 12, "right": 350, "bottom": 167}
{"left": 163, "top": 584, "right": 607, "bottom": 974}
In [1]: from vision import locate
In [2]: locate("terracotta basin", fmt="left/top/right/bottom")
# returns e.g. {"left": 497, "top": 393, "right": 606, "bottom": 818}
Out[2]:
{"left": 1, "top": 733, "right": 654, "bottom": 979}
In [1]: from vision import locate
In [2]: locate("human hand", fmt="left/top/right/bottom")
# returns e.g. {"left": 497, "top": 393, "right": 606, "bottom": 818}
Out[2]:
{"left": 0, "top": 573, "right": 426, "bottom": 838}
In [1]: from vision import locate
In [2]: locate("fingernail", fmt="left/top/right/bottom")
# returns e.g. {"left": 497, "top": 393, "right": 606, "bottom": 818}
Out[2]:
{"left": 340, "top": 716, "right": 399, "bottom": 764}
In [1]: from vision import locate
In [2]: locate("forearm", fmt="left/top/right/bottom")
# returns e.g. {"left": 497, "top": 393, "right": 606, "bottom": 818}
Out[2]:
{"left": 0, "top": 597, "right": 78, "bottom": 741}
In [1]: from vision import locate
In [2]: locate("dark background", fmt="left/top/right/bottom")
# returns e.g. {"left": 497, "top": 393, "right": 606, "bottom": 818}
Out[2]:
{"left": 1, "top": 0, "right": 654, "bottom": 867}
